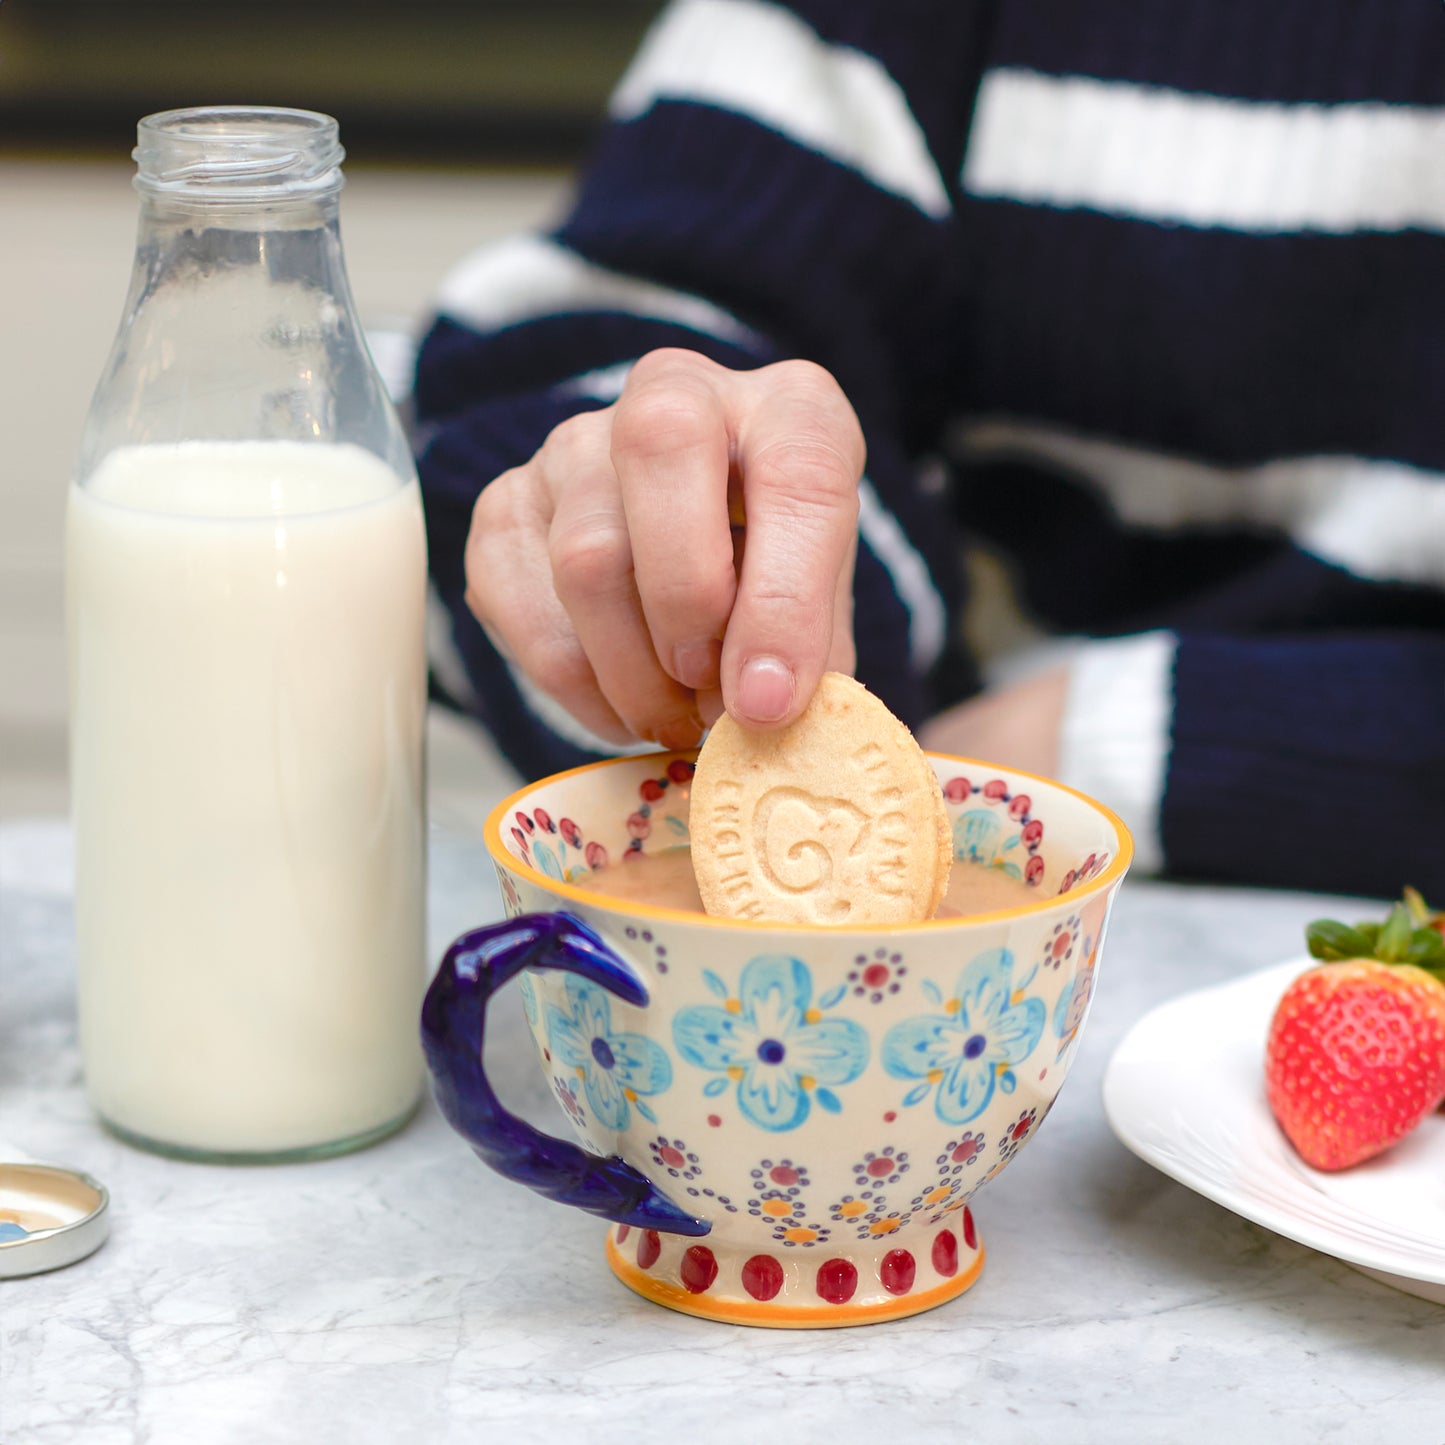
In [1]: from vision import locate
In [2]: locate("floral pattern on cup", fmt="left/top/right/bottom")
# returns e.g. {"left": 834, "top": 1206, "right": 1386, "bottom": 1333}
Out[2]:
{"left": 1053, "top": 931, "right": 1100, "bottom": 1060}
{"left": 1059, "top": 851, "right": 1111, "bottom": 896}
{"left": 750, "top": 1157, "right": 811, "bottom": 1194}
{"left": 848, "top": 948, "right": 908, "bottom": 1003}
{"left": 621, "top": 925, "right": 672, "bottom": 976}
{"left": 518, "top": 971, "right": 539, "bottom": 1029}
{"left": 510, "top": 806, "right": 605, "bottom": 884}
{"left": 747, "top": 1189, "right": 803, "bottom": 1224}
{"left": 681, "top": 1183, "right": 740, "bottom": 1215}
{"left": 941, "top": 775, "right": 1045, "bottom": 886}
{"left": 909, "top": 1132, "right": 987, "bottom": 1221}
{"left": 649, "top": 1136, "right": 702, "bottom": 1181}
{"left": 553, "top": 1077, "right": 587, "bottom": 1131}
{"left": 1040, "top": 914, "right": 1082, "bottom": 971}
{"left": 997, "top": 1106, "right": 1041, "bottom": 1164}
{"left": 618, "top": 759, "right": 695, "bottom": 860}
{"left": 829, "top": 1192, "right": 882, "bottom": 1227}
{"left": 507, "top": 760, "right": 694, "bottom": 883}
{"left": 499, "top": 869, "right": 524, "bottom": 920}
{"left": 545, "top": 976, "right": 673, "bottom": 1129}
{"left": 672, "top": 955, "right": 870, "bottom": 1131}
{"left": 854, "top": 1209, "right": 911, "bottom": 1241}
{"left": 882, "top": 947, "right": 1046, "bottom": 1124}
{"left": 909, "top": 1179, "right": 964, "bottom": 1223}
{"left": 771, "top": 1218, "right": 832, "bottom": 1248}
{"left": 852, "top": 1147, "right": 910, "bottom": 1190}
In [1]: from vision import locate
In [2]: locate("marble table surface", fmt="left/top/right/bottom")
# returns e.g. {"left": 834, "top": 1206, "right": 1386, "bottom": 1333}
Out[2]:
{"left": 2, "top": 818, "right": 1441, "bottom": 1445}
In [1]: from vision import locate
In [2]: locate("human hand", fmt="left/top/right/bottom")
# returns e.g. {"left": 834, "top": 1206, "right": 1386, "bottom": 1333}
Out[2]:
{"left": 464, "top": 348, "right": 864, "bottom": 750}
{"left": 917, "top": 667, "right": 1069, "bottom": 779}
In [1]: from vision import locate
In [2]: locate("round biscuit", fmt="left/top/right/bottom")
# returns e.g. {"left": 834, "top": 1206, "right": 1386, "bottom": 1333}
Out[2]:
{"left": 690, "top": 672, "right": 952, "bottom": 925}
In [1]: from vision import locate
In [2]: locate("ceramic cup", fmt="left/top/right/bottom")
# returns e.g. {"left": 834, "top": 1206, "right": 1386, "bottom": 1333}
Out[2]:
{"left": 423, "top": 752, "right": 1131, "bottom": 1327}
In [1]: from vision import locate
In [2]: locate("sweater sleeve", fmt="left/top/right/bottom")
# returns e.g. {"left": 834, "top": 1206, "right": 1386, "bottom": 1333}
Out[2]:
{"left": 414, "top": 0, "right": 993, "bottom": 779}
{"left": 1060, "top": 629, "right": 1445, "bottom": 900}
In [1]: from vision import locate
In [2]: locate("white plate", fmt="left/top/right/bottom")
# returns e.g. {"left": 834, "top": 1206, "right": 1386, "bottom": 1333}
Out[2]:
{"left": 1103, "top": 959, "right": 1445, "bottom": 1305}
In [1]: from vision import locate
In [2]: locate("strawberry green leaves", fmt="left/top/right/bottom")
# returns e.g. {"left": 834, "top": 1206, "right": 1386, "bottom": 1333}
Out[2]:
{"left": 1305, "top": 892, "right": 1445, "bottom": 982}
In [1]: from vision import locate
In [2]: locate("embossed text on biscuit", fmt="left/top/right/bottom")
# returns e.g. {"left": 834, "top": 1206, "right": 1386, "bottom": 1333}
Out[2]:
{"left": 701, "top": 778, "right": 764, "bottom": 919}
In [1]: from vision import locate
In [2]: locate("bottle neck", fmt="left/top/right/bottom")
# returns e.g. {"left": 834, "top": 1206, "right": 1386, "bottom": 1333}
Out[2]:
{"left": 136, "top": 186, "right": 341, "bottom": 234}
{"left": 134, "top": 106, "right": 345, "bottom": 207}
{"left": 126, "top": 105, "right": 350, "bottom": 304}
{"left": 76, "top": 107, "right": 412, "bottom": 479}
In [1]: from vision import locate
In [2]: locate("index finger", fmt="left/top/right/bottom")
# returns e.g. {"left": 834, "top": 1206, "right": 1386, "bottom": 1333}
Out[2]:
{"left": 609, "top": 349, "right": 738, "bottom": 695}
{"left": 720, "top": 361, "right": 864, "bottom": 728}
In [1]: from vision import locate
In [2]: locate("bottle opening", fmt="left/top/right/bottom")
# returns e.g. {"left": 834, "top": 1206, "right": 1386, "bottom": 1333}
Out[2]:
{"left": 134, "top": 106, "right": 345, "bottom": 199}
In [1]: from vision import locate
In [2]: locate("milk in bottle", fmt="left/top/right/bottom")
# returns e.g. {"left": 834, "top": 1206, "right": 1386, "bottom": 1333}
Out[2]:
{"left": 68, "top": 109, "right": 428, "bottom": 1159}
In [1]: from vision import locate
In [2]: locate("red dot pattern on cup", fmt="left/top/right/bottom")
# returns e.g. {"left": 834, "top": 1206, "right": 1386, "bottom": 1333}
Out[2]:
{"left": 626, "top": 1209, "right": 979, "bottom": 1306}
{"left": 879, "top": 1249, "right": 916, "bottom": 1296}
{"left": 816, "top": 1258, "right": 859, "bottom": 1305}
{"left": 932, "top": 1227, "right": 959, "bottom": 1278}
{"left": 681, "top": 1245, "right": 719, "bottom": 1294}
{"left": 742, "top": 1254, "right": 784, "bottom": 1301}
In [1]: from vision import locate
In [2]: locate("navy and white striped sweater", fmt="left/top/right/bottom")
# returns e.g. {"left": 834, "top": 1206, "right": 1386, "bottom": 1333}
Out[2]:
{"left": 415, "top": 0, "right": 1445, "bottom": 899}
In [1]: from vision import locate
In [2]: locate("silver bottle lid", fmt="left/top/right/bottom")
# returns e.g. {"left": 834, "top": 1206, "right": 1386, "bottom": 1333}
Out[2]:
{"left": 0, "top": 1163, "right": 110, "bottom": 1278}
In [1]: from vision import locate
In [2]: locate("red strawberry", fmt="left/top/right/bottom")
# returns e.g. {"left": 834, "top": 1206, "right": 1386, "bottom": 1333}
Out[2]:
{"left": 1265, "top": 895, "right": 1445, "bottom": 1171}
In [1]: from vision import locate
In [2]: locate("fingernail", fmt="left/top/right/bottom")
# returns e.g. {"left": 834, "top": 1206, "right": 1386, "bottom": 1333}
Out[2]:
{"left": 736, "top": 656, "right": 794, "bottom": 724}
{"left": 672, "top": 638, "right": 722, "bottom": 690}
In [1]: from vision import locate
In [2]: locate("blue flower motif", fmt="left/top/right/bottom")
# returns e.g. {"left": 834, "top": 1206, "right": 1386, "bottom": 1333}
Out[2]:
{"left": 518, "top": 972, "right": 539, "bottom": 1029}
{"left": 672, "top": 955, "right": 869, "bottom": 1132}
{"left": 882, "top": 948, "right": 1045, "bottom": 1125}
{"left": 954, "top": 808, "right": 1006, "bottom": 865}
{"left": 545, "top": 976, "right": 672, "bottom": 1130}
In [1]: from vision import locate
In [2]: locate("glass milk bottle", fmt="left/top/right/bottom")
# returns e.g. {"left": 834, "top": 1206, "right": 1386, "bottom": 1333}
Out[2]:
{"left": 67, "top": 108, "right": 428, "bottom": 1161}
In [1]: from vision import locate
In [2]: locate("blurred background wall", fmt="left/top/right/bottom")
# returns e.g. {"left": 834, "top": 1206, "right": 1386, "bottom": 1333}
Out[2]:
{"left": 1, "top": 0, "right": 664, "bottom": 820}
{"left": 1, "top": 0, "right": 664, "bottom": 163}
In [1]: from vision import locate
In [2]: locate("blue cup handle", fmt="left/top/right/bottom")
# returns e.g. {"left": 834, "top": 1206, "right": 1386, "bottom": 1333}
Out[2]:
{"left": 420, "top": 911, "right": 710, "bottom": 1237}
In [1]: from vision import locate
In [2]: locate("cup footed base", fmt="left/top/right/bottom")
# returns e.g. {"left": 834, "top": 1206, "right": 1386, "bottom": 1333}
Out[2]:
{"left": 605, "top": 1206, "right": 985, "bottom": 1328}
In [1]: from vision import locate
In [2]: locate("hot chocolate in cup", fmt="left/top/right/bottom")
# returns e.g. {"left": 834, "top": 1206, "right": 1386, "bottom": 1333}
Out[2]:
{"left": 422, "top": 751, "right": 1131, "bottom": 1328}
